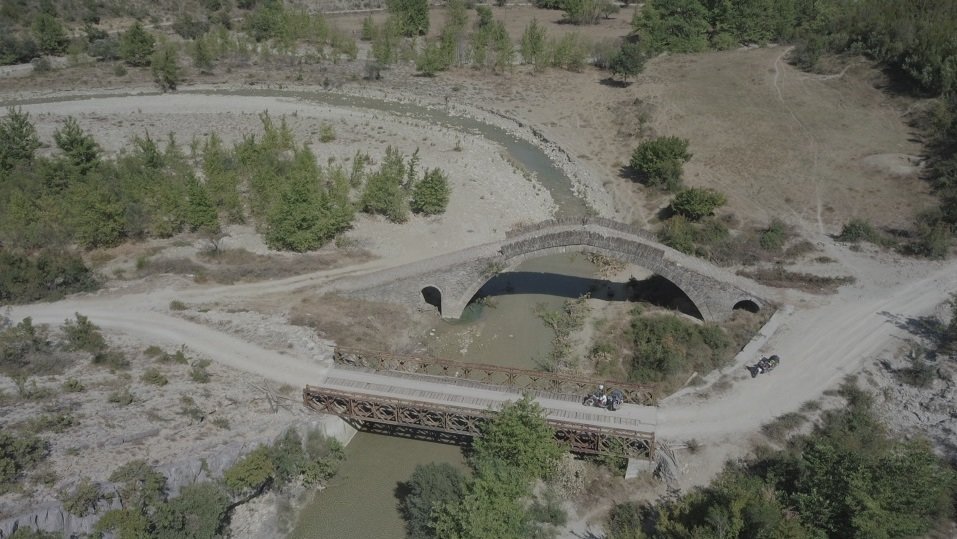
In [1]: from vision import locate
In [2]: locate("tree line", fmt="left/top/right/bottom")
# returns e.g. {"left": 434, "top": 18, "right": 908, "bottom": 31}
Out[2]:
{"left": 0, "top": 108, "right": 450, "bottom": 302}
{"left": 605, "top": 382, "right": 956, "bottom": 538}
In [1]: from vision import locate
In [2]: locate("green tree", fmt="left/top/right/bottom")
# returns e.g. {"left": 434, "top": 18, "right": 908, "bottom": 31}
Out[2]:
{"left": 62, "top": 312, "right": 107, "bottom": 354}
{"left": 120, "top": 22, "right": 156, "bottom": 66}
{"left": 361, "top": 146, "right": 409, "bottom": 223}
{"left": 60, "top": 478, "right": 102, "bottom": 517}
{"left": 0, "top": 431, "right": 48, "bottom": 492}
{"left": 411, "top": 168, "right": 451, "bottom": 215}
{"left": 109, "top": 459, "right": 167, "bottom": 511}
{"left": 224, "top": 445, "right": 274, "bottom": 494}
{"left": 629, "top": 136, "right": 691, "bottom": 191}
{"left": 73, "top": 184, "right": 126, "bottom": 249}
{"left": 472, "top": 395, "right": 563, "bottom": 479}
{"left": 151, "top": 44, "right": 181, "bottom": 91}
{"left": 192, "top": 38, "right": 214, "bottom": 73}
{"left": 389, "top": 0, "right": 430, "bottom": 36}
{"left": 632, "top": 0, "right": 710, "bottom": 53}
{"left": 0, "top": 107, "right": 41, "bottom": 171}
{"left": 609, "top": 41, "right": 645, "bottom": 81}
{"left": 31, "top": 13, "right": 68, "bottom": 54}
{"left": 669, "top": 187, "right": 726, "bottom": 220}
{"left": 432, "top": 462, "right": 533, "bottom": 539}
{"left": 400, "top": 463, "right": 468, "bottom": 539}
{"left": 54, "top": 117, "right": 100, "bottom": 173}
{"left": 416, "top": 40, "right": 449, "bottom": 76}
{"left": 153, "top": 483, "right": 230, "bottom": 539}
{"left": 520, "top": 19, "right": 547, "bottom": 68}
{"left": 185, "top": 176, "right": 219, "bottom": 233}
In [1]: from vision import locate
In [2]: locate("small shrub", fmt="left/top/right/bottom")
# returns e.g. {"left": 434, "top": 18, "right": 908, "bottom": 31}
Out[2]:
{"left": 169, "top": 300, "right": 187, "bottom": 311}
{"left": 151, "top": 44, "right": 180, "bottom": 91}
{"left": 141, "top": 368, "right": 168, "bottom": 386}
{"left": 212, "top": 417, "right": 230, "bottom": 429}
{"left": 60, "top": 478, "right": 101, "bottom": 517}
{"left": 92, "top": 350, "right": 129, "bottom": 370}
{"left": 143, "top": 345, "right": 162, "bottom": 357}
{"left": 108, "top": 389, "right": 134, "bottom": 406}
{"left": 31, "top": 56, "right": 52, "bottom": 73}
{"left": 22, "top": 413, "right": 77, "bottom": 433}
{"left": 759, "top": 219, "right": 788, "bottom": 251}
{"left": 319, "top": 122, "right": 336, "bottom": 143}
{"left": 761, "top": 412, "right": 807, "bottom": 442}
{"left": 190, "top": 358, "right": 212, "bottom": 383}
{"left": 838, "top": 218, "right": 878, "bottom": 243}
{"left": 63, "top": 313, "right": 107, "bottom": 354}
{"left": 670, "top": 188, "right": 726, "bottom": 221}
{"left": 685, "top": 438, "right": 701, "bottom": 453}
{"left": 62, "top": 378, "right": 85, "bottom": 392}
{"left": 112, "top": 63, "right": 127, "bottom": 76}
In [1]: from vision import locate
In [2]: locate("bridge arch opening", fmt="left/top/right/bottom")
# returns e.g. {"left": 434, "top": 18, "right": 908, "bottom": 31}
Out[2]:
{"left": 732, "top": 299, "right": 760, "bottom": 313}
{"left": 464, "top": 270, "right": 704, "bottom": 321}
{"left": 421, "top": 286, "right": 443, "bottom": 314}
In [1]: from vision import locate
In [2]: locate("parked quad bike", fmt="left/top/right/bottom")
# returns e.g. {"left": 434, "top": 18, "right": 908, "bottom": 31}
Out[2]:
{"left": 583, "top": 388, "right": 624, "bottom": 411}
{"left": 747, "top": 355, "right": 781, "bottom": 378}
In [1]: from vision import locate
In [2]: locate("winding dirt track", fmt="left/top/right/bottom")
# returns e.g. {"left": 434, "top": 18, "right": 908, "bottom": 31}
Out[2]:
{"left": 7, "top": 91, "right": 957, "bottom": 450}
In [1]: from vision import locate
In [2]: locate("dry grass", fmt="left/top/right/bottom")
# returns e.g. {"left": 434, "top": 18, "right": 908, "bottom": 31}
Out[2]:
{"left": 134, "top": 248, "right": 373, "bottom": 284}
{"left": 290, "top": 294, "right": 428, "bottom": 352}
{"left": 738, "top": 267, "right": 856, "bottom": 294}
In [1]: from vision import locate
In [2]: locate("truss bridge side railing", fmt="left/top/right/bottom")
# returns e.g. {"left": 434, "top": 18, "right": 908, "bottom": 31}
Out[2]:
{"left": 303, "top": 385, "right": 656, "bottom": 460}
{"left": 332, "top": 347, "right": 658, "bottom": 406}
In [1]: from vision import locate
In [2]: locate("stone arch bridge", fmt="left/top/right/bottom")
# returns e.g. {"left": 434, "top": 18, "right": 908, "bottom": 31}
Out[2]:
{"left": 329, "top": 217, "right": 766, "bottom": 322}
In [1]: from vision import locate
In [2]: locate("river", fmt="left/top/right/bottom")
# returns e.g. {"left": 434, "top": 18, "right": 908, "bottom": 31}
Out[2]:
{"left": 282, "top": 89, "right": 607, "bottom": 537}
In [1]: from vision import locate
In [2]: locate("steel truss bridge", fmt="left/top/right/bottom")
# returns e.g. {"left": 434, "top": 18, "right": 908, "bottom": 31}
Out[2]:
{"left": 302, "top": 348, "right": 657, "bottom": 460}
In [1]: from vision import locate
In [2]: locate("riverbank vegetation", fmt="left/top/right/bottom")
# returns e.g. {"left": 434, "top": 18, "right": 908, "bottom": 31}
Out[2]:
{"left": 399, "top": 396, "right": 569, "bottom": 539}
{"left": 605, "top": 382, "right": 956, "bottom": 538}
{"left": 0, "top": 107, "right": 450, "bottom": 301}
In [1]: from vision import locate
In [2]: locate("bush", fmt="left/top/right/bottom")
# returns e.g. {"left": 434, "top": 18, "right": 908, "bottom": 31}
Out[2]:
{"left": 0, "top": 431, "right": 48, "bottom": 493}
{"left": 759, "top": 219, "right": 788, "bottom": 251}
{"left": 32, "top": 13, "right": 68, "bottom": 54}
{"left": 472, "top": 395, "right": 563, "bottom": 479}
{"left": 54, "top": 117, "right": 100, "bottom": 172}
{"left": 629, "top": 136, "right": 691, "bottom": 191}
{"left": 190, "top": 358, "right": 212, "bottom": 383}
{"left": 172, "top": 14, "right": 210, "bottom": 40}
{"left": 62, "top": 313, "right": 107, "bottom": 354}
{"left": 0, "top": 250, "right": 97, "bottom": 304}
{"left": 141, "top": 368, "right": 168, "bottom": 386}
{"left": 400, "top": 463, "right": 468, "bottom": 539}
{"left": 520, "top": 19, "right": 547, "bottom": 68}
{"left": 63, "top": 378, "right": 85, "bottom": 392}
{"left": 61, "top": 478, "right": 102, "bottom": 517}
{"left": 670, "top": 188, "right": 726, "bottom": 221}
{"left": 31, "top": 56, "right": 51, "bottom": 72}
{"left": 388, "top": 0, "right": 429, "bottom": 36}
{"left": 609, "top": 41, "right": 644, "bottom": 81}
{"left": 627, "top": 311, "right": 731, "bottom": 386}
{"left": 224, "top": 445, "right": 275, "bottom": 493}
{"left": 411, "top": 168, "right": 451, "bottom": 215}
{"left": 838, "top": 218, "right": 879, "bottom": 243}
{"left": 0, "top": 35, "right": 39, "bottom": 66}
{"left": 151, "top": 44, "right": 180, "bottom": 91}
{"left": 319, "top": 122, "right": 336, "bottom": 142}
{"left": 119, "top": 22, "right": 155, "bottom": 66}
{"left": 108, "top": 389, "right": 134, "bottom": 406}
{"left": 361, "top": 146, "right": 410, "bottom": 223}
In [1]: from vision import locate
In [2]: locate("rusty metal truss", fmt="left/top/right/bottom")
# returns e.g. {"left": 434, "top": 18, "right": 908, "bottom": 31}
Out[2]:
{"left": 303, "top": 385, "right": 655, "bottom": 460}
{"left": 333, "top": 347, "right": 658, "bottom": 406}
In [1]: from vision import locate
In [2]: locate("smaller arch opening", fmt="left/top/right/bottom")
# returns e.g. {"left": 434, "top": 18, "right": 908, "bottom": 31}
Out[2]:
{"left": 733, "top": 299, "right": 760, "bottom": 313}
{"left": 421, "top": 286, "right": 442, "bottom": 314}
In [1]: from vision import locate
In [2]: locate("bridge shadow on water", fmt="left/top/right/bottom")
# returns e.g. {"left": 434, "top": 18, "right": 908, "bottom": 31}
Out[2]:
{"left": 469, "top": 272, "right": 703, "bottom": 319}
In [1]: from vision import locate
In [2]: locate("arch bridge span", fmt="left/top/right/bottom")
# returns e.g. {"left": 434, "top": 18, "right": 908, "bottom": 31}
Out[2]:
{"left": 333, "top": 217, "right": 767, "bottom": 322}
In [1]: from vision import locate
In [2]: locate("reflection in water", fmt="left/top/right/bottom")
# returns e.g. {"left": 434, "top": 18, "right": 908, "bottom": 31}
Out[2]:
{"left": 289, "top": 433, "right": 467, "bottom": 539}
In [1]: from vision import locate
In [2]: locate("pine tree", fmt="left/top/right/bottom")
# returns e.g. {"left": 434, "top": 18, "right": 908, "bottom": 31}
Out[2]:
{"left": 411, "top": 168, "right": 451, "bottom": 215}
{"left": 120, "top": 22, "right": 156, "bottom": 67}
{"left": 0, "top": 107, "right": 41, "bottom": 171}
{"left": 54, "top": 117, "right": 100, "bottom": 173}
{"left": 185, "top": 176, "right": 219, "bottom": 233}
